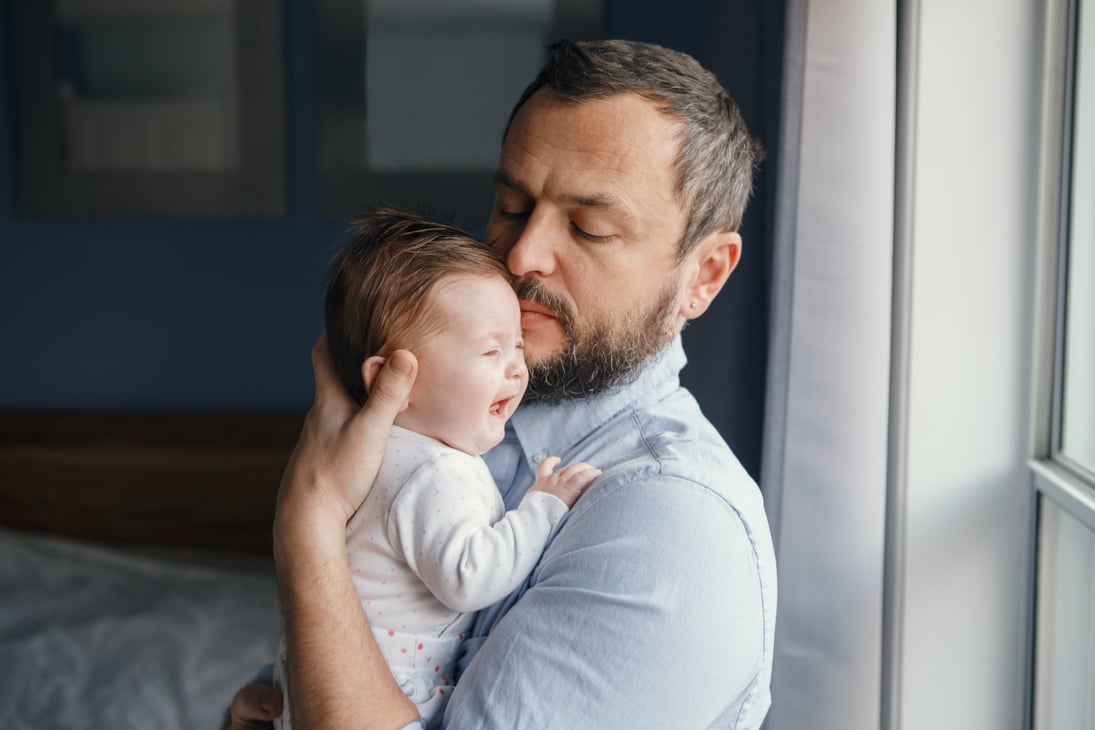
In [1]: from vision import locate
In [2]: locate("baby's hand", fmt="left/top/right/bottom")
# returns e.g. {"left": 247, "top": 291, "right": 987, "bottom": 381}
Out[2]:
{"left": 528, "top": 457, "right": 601, "bottom": 509}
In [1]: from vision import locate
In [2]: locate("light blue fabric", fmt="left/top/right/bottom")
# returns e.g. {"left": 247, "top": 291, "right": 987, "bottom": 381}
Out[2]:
{"left": 404, "top": 337, "right": 778, "bottom": 729}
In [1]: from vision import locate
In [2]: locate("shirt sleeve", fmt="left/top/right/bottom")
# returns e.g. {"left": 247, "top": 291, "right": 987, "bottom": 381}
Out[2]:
{"left": 442, "top": 473, "right": 770, "bottom": 729}
{"left": 387, "top": 450, "right": 569, "bottom": 613}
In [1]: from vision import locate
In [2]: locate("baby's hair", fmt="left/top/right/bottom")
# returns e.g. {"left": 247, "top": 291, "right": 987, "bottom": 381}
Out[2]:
{"left": 326, "top": 207, "right": 509, "bottom": 404}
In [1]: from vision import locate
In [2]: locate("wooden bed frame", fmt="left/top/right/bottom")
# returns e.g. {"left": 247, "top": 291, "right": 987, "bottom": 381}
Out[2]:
{"left": 0, "top": 412, "right": 304, "bottom": 554}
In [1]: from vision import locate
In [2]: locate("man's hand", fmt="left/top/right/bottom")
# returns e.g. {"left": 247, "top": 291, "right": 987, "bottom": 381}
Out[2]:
{"left": 275, "top": 335, "right": 418, "bottom": 534}
{"left": 228, "top": 335, "right": 420, "bottom": 730}
{"left": 224, "top": 681, "right": 282, "bottom": 729}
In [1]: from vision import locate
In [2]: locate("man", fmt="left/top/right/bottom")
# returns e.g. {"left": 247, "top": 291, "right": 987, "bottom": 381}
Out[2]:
{"left": 230, "top": 39, "right": 776, "bottom": 729}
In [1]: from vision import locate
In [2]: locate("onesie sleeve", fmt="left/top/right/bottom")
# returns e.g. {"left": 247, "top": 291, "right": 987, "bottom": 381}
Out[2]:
{"left": 387, "top": 449, "right": 567, "bottom": 613}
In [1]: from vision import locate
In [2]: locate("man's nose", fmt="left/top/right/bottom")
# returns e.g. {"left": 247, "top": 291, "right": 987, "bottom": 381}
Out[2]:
{"left": 505, "top": 210, "right": 557, "bottom": 278}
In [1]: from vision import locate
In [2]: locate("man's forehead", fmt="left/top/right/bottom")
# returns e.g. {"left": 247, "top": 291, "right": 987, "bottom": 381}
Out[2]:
{"left": 502, "top": 92, "right": 681, "bottom": 184}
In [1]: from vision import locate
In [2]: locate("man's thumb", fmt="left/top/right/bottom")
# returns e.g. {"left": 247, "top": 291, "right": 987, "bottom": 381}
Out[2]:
{"left": 366, "top": 350, "right": 417, "bottom": 415}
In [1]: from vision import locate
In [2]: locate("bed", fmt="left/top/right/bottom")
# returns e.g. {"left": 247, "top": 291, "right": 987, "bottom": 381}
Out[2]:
{"left": 0, "top": 412, "right": 303, "bottom": 729}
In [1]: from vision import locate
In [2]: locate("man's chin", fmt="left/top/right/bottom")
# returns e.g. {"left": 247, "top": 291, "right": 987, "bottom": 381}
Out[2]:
{"left": 521, "top": 333, "right": 567, "bottom": 369}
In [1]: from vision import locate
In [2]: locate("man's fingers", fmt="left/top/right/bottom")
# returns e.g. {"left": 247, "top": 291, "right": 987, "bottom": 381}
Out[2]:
{"left": 361, "top": 350, "right": 417, "bottom": 416}
{"left": 279, "top": 346, "right": 418, "bottom": 525}
{"left": 344, "top": 349, "right": 417, "bottom": 449}
{"left": 310, "top": 332, "right": 357, "bottom": 419}
{"left": 310, "top": 333, "right": 338, "bottom": 395}
{"left": 226, "top": 682, "right": 282, "bottom": 729}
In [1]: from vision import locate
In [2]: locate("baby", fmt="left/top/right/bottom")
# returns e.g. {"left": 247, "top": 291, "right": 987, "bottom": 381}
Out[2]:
{"left": 274, "top": 209, "right": 600, "bottom": 729}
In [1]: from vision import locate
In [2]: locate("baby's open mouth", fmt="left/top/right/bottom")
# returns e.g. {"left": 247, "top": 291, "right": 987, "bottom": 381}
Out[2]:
{"left": 489, "top": 397, "right": 513, "bottom": 417}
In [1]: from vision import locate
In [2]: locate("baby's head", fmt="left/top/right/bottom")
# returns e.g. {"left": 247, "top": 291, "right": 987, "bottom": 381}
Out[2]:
{"left": 326, "top": 208, "right": 528, "bottom": 455}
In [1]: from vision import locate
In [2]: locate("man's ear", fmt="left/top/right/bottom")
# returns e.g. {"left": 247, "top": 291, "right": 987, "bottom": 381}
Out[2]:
{"left": 361, "top": 355, "right": 388, "bottom": 396}
{"left": 680, "top": 231, "right": 741, "bottom": 319}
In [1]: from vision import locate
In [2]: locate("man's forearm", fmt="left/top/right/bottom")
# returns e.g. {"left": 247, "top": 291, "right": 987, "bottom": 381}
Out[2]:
{"left": 275, "top": 495, "right": 419, "bottom": 730}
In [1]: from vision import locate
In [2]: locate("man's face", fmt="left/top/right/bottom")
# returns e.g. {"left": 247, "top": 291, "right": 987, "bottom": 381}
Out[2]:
{"left": 485, "top": 90, "right": 689, "bottom": 402}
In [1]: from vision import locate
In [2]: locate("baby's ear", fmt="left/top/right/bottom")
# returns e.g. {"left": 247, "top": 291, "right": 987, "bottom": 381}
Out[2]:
{"left": 361, "top": 355, "right": 387, "bottom": 396}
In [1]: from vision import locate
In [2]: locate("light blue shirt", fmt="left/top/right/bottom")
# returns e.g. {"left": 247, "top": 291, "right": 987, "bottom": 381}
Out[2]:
{"left": 426, "top": 337, "right": 777, "bottom": 729}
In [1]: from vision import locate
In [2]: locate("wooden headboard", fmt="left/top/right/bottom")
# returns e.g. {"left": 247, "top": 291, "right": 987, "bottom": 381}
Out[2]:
{"left": 0, "top": 412, "right": 304, "bottom": 554}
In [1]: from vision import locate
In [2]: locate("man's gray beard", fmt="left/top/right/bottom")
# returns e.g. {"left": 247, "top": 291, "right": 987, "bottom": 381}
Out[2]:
{"left": 518, "top": 278, "right": 680, "bottom": 405}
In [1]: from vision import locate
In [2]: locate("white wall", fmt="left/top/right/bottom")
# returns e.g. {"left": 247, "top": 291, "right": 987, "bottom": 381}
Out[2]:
{"left": 762, "top": 1, "right": 894, "bottom": 727}
{"left": 765, "top": 1, "right": 1048, "bottom": 728}
{"left": 896, "top": 0, "right": 1041, "bottom": 726}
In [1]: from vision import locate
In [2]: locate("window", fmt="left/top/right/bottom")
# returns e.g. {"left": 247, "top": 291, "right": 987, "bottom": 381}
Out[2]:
{"left": 1032, "top": 0, "right": 1095, "bottom": 727}
{"left": 315, "top": 0, "right": 603, "bottom": 221}
{"left": 1033, "top": 493, "right": 1095, "bottom": 729}
{"left": 8, "top": 0, "right": 285, "bottom": 216}
{"left": 1060, "top": 0, "right": 1095, "bottom": 476}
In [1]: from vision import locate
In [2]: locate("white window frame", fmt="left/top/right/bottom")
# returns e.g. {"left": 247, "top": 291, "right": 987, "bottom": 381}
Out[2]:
{"left": 1029, "top": 0, "right": 1095, "bottom": 725}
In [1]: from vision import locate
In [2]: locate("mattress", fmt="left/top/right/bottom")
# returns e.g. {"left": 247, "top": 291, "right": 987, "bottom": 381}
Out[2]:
{"left": 0, "top": 528, "right": 282, "bottom": 729}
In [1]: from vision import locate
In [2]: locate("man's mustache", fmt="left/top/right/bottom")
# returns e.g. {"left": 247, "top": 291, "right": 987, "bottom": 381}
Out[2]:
{"left": 513, "top": 278, "right": 575, "bottom": 333}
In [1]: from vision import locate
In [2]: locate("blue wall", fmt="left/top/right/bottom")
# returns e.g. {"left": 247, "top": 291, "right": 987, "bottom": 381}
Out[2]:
{"left": 0, "top": 2, "right": 338, "bottom": 410}
{"left": 0, "top": 1, "right": 780, "bottom": 477}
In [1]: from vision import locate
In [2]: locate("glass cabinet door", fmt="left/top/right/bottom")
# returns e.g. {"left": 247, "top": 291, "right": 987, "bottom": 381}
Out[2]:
{"left": 316, "top": 0, "right": 603, "bottom": 222}
{"left": 8, "top": 0, "right": 285, "bottom": 216}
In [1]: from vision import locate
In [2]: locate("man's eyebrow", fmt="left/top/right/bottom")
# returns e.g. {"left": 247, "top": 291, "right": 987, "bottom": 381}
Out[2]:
{"left": 493, "top": 170, "right": 634, "bottom": 220}
{"left": 566, "top": 191, "right": 632, "bottom": 218}
{"left": 493, "top": 169, "right": 529, "bottom": 196}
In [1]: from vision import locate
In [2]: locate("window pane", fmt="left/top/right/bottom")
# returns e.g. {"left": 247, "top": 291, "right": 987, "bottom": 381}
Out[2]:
{"left": 9, "top": 0, "right": 285, "bottom": 216}
{"left": 54, "top": 0, "right": 239, "bottom": 172}
{"left": 1062, "top": 0, "right": 1095, "bottom": 472}
{"left": 1033, "top": 496, "right": 1095, "bottom": 729}
{"left": 316, "top": 0, "right": 603, "bottom": 220}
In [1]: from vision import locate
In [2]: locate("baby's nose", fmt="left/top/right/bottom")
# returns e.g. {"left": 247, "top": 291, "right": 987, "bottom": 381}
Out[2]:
{"left": 507, "top": 355, "right": 527, "bottom": 379}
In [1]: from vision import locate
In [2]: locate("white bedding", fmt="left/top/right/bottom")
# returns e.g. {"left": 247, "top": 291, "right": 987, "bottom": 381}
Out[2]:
{"left": 0, "top": 528, "right": 282, "bottom": 730}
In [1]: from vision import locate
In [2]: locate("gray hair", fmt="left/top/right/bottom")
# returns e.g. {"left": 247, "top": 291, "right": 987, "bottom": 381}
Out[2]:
{"left": 506, "top": 39, "right": 763, "bottom": 260}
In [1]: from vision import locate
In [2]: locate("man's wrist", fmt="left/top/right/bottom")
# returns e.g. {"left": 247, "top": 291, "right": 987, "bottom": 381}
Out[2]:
{"left": 273, "top": 491, "right": 347, "bottom": 576}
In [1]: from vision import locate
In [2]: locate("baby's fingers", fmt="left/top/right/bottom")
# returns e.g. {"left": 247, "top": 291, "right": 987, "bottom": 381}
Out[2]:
{"left": 552, "top": 462, "right": 602, "bottom": 490}
{"left": 535, "top": 456, "right": 563, "bottom": 481}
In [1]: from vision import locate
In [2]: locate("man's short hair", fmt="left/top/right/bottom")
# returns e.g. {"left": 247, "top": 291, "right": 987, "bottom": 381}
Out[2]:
{"left": 507, "top": 39, "right": 763, "bottom": 260}
{"left": 325, "top": 208, "right": 509, "bottom": 404}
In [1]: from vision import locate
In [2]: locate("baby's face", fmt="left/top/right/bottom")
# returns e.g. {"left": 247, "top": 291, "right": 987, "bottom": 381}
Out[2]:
{"left": 395, "top": 273, "right": 528, "bottom": 456}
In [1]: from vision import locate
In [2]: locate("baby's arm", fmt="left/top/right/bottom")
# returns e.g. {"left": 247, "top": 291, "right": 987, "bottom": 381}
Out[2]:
{"left": 387, "top": 451, "right": 599, "bottom": 613}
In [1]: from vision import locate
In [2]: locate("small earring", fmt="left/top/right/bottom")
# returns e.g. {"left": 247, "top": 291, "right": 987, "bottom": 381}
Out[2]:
{"left": 689, "top": 302, "right": 697, "bottom": 310}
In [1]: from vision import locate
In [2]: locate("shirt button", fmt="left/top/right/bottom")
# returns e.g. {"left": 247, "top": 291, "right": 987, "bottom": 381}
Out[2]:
{"left": 532, "top": 451, "right": 546, "bottom": 464}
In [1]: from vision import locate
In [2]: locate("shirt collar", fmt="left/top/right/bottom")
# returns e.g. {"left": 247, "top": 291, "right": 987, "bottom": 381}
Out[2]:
{"left": 507, "top": 336, "right": 687, "bottom": 467}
